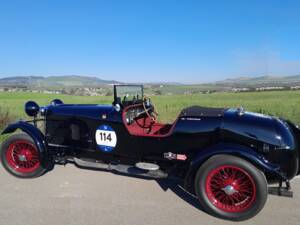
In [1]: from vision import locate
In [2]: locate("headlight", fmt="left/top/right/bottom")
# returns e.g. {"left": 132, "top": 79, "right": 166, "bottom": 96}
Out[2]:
{"left": 25, "top": 101, "right": 40, "bottom": 117}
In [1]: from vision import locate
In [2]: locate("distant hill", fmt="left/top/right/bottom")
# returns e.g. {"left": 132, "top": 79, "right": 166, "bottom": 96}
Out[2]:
{"left": 1, "top": 75, "right": 300, "bottom": 95}
{"left": 0, "top": 75, "right": 121, "bottom": 88}
{"left": 215, "top": 75, "right": 300, "bottom": 87}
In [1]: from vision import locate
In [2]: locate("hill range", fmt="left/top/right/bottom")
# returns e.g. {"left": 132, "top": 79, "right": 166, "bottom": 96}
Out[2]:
{"left": 1, "top": 75, "right": 300, "bottom": 88}
{"left": 0, "top": 75, "right": 120, "bottom": 88}
{"left": 0, "top": 75, "right": 300, "bottom": 95}
{"left": 215, "top": 75, "right": 300, "bottom": 87}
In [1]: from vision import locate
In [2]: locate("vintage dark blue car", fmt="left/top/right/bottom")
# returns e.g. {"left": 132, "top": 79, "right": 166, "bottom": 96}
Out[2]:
{"left": 1, "top": 85, "right": 299, "bottom": 221}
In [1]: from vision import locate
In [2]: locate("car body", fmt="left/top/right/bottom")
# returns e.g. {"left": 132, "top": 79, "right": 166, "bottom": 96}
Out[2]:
{"left": 1, "top": 84, "right": 299, "bottom": 221}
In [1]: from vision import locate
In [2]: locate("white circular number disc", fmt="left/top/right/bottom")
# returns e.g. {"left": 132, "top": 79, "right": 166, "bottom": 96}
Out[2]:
{"left": 95, "top": 125, "right": 117, "bottom": 152}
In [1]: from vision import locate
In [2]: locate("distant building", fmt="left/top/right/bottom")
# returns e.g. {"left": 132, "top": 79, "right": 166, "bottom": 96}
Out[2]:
{"left": 291, "top": 86, "right": 300, "bottom": 90}
{"left": 255, "top": 86, "right": 284, "bottom": 91}
{"left": 231, "top": 88, "right": 250, "bottom": 92}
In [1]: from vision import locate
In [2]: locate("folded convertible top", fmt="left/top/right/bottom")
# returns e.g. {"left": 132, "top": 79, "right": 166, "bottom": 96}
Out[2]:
{"left": 179, "top": 106, "right": 227, "bottom": 118}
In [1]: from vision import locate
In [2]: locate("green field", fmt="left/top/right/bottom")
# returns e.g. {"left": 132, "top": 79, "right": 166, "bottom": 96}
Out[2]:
{"left": 0, "top": 91, "right": 300, "bottom": 128}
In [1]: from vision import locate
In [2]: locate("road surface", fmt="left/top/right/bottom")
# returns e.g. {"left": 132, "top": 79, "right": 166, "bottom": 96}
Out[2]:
{"left": 0, "top": 164, "right": 299, "bottom": 225}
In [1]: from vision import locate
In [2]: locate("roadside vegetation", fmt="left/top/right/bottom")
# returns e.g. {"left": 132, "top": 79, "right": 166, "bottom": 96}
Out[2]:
{"left": 0, "top": 106, "right": 15, "bottom": 130}
{"left": 0, "top": 91, "right": 299, "bottom": 130}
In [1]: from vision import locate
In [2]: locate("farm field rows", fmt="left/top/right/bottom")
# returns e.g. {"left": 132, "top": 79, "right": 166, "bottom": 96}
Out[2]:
{"left": 0, "top": 90, "right": 300, "bottom": 125}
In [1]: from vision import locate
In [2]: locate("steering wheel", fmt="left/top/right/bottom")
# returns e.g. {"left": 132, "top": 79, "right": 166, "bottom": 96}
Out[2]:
{"left": 142, "top": 96, "right": 159, "bottom": 123}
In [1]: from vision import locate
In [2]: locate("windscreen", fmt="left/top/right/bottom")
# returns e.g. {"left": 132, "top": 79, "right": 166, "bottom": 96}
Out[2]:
{"left": 115, "top": 85, "right": 143, "bottom": 102}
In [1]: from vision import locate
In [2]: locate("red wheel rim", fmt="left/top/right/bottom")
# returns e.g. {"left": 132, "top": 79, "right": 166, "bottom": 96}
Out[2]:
{"left": 205, "top": 165, "right": 256, "bottom": 213}
{"left": 5, "top": 140, "right": 40, "bottom": 173}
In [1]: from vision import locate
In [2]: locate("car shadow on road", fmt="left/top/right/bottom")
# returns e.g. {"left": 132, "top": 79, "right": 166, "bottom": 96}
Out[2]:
{"left": 156, "top": 178, "right": 205, "bottom": 212}
{"left": 66, "top": 163, "right": 206, "bottom": 213}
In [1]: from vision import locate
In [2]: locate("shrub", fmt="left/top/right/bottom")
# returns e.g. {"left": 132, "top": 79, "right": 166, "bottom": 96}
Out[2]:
{"left": 0, "top": 107, "right": 15, "bottom": 130}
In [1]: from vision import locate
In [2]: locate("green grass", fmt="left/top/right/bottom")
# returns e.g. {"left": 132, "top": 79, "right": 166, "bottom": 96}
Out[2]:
{"left": 0, "top": 90, "right": 300, "bottom": 126}
{"left": 152, "top": 91, "right": 300, "bottom": 123}
{"left": 0, "top": 92, "right": 111, "bottom": 119}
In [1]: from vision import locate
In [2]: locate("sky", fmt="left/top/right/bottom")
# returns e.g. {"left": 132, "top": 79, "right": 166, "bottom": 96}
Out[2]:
{"left": 0, "top": 0, "right": 300, "bottom": 83}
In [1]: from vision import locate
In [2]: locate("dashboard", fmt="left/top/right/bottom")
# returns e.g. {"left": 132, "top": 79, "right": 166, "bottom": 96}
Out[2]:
{"left": 125, "top": 105, "right": 144, "bottom": 124}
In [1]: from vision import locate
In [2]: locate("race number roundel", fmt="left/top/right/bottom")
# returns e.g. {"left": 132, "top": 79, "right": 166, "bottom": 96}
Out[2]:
{"left": 95, "top": 125, "right": 117, "bottom": 152}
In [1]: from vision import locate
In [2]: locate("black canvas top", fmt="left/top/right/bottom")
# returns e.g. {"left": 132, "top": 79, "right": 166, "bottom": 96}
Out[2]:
{"left": 179, "top": 106, "right": 227, "bottom": 118}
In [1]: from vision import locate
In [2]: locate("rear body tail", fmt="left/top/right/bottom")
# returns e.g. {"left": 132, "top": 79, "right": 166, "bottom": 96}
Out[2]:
{"left": 286, "top": 121, "right": 300, "bottom": 175}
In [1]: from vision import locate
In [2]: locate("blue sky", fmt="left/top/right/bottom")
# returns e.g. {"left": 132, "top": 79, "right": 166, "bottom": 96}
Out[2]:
{"left": 0, "top": 0, "right": 299, "bottom": 83}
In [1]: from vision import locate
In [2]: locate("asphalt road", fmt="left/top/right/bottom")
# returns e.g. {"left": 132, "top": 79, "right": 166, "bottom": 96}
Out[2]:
{"left": 0, "top": 164, "right": 299, "bottom": 225}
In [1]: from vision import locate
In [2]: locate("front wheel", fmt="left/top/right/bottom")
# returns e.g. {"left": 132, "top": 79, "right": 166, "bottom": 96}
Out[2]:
{"left": 1, "top": 133, "right": 48, "bottom": 178}
{"left": 194, "top": 155, "right": 268, "bottom": 221}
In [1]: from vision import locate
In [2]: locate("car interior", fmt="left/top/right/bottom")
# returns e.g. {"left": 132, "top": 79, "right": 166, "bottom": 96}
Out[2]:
{"left": 114, "top": 85, "right": 175, "bottom": 137}
{"left": 122, "top": 103, "right": 175, "bottom": 137}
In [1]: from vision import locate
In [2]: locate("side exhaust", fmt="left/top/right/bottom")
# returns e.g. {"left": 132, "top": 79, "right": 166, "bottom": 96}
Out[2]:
{"left": 72, "top": 157, "right": 168, "bottom": 179}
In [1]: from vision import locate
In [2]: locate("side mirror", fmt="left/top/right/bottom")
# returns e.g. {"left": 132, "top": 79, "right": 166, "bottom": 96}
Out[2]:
{"left": 25, "top": 101, "right": 40, "bottom": 117}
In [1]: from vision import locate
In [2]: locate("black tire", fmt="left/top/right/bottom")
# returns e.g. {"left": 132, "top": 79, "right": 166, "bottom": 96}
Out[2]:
{"left": 1, "top": 133, "right": 48, "bottom": 178}
{"left": 194, "top": 154, "right": 268, "bottom": 221}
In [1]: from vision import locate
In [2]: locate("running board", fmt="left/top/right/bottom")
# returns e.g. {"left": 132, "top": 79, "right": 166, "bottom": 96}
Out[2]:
{"left": 268, "top": 180, "right": 293, "bottom": 198}
{"left": 73, "top": 158, "right": 168, "bottom": 179}
{"left": 268, "top": 187, "right": 293, "bottom": 198}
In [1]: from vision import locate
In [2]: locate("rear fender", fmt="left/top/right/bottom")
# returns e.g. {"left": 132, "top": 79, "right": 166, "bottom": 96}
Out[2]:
{"left": 286, "top": 121, "right": 300, "bottom": 175}
{"left": 1, "top": 121, "right": 48, "bottom": 165}
{"left": 184, "top": 143, "right": 281, "bottom": 192}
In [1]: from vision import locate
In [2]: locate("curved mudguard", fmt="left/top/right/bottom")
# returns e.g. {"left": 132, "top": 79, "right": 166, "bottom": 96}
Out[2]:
{"left": 286, "top": 121, "right": 300, "bottom": 175}
{"left": 184, "top": 143, "right": 281, "bottom": 191}
{"left": 1, "top": 121, "right": 48, "bottom": 165}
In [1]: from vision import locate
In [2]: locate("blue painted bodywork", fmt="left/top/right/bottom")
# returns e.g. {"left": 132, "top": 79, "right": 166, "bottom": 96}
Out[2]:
{"left": 190, "top": 143, "right": 280, "bottom": 172}
{"left": 2, "top": 100, "right": 299, "bottom": 183}
{"left": 46, "top": 104, "right": 122, "bottom": 123}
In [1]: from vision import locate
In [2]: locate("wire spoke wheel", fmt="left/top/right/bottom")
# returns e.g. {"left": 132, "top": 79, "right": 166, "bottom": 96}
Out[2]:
{"left": 205, "top": 165, "right": 256, "bottom": 213}
{"left": 5, "top": 140, "right": 41, "bottom": 173}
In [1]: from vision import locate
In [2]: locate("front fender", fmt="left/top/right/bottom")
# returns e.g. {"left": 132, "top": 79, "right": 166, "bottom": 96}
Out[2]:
{"left": 184, "top": 143, "right": 282, "bottom": 192}
{"left": 2, "top": 121, "right": 48, "bottom": 164}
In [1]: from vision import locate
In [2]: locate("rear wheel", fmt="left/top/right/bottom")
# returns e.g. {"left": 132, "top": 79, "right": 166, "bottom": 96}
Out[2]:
{"left": 1, "top": 133, "right": 48, "bottom": 178}
{"left": 194, "top": 155, "right": 268, "bottom": 221}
